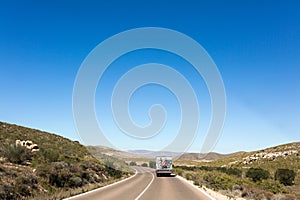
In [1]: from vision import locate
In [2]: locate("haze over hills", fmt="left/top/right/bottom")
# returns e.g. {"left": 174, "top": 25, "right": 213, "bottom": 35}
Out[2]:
{"left": 127, "top": 149, "right": 182, "bottom": 158}
{"left": 89, "top": 146, "right": 145, "bottom": 159}
{"left": 91, "top": 146, "right": 243, "bottom": 161}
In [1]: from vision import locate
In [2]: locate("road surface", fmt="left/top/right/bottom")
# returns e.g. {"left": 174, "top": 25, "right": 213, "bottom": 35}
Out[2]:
{"left": 66, "top": 167, "right": 214, "bottom": 200}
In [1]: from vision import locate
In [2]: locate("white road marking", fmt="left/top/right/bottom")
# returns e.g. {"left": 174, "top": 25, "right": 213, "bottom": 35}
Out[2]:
{"left": 134, "top": 170, "right": 155, "bottom": 200}
{"left": 64, "top": 169, "right": 138, "bottom": 200}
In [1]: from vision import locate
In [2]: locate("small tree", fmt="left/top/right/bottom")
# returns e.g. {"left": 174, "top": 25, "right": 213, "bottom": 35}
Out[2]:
{"left": 275, "top": 169, "right": 296, "bottom": 186}
{"left": 246, "top": 167, "right": 270, "bottom": 182}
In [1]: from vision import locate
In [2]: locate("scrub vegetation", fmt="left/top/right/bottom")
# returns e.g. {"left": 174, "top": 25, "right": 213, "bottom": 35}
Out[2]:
{"left": 0, "top": 122, "right": 133, "bottom": 199}
{"left": 173, "top": 142, "right": 300, "bottom": 199}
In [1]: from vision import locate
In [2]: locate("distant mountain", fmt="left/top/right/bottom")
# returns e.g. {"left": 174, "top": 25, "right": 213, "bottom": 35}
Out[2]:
{"left": 127, "top": 150, "right": 237, "bottom": 161}
{"left": 178, "top": 152, "right": 237, "bottom": 161}
{"left": 88, "top": 146, "right": 145, "bottom": 159}
{"left": 128, "top": 149, "right": 182, "bottom": 158}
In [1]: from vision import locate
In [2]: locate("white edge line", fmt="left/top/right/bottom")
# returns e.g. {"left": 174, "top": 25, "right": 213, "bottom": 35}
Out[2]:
{"left": 176, "top": 175, "right": 216, "bottom": 200}
{"left": 134, "top": 171, "right": 155, "bottom": 200}
{"left": 64, "top": 169, "right": 138, "bottom": 200}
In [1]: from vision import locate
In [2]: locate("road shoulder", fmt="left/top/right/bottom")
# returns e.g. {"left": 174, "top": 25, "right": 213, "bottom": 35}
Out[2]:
{"left": 64, "top": 170, "right": 138, "bottom": 200}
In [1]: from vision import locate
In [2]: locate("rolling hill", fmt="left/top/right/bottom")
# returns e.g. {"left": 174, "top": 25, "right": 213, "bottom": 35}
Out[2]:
{"left": 173, "top": 142, "right": 300, "bottom": 199}
{"left": 0, "top": 121, "right": 132, "bottom": 199}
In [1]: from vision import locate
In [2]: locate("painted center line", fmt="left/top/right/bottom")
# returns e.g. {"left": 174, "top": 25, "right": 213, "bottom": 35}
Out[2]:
{"left": 134, "top": 171, "right": 155, "bottom": 200}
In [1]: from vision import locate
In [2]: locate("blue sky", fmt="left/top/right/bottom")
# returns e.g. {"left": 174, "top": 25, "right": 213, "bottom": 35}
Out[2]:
{"left": 1, "top": 1, "right": 299, "bottom": 153}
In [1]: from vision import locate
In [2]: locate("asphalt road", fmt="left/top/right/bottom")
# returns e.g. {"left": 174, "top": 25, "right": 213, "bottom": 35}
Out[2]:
{"left": 66, "top": 167, "right": 214, "bottom": 200}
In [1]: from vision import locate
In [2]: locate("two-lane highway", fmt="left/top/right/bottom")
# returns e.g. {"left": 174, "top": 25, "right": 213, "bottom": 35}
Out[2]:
{"left": 66, "top": 167, "right": 214, "bottom": 200}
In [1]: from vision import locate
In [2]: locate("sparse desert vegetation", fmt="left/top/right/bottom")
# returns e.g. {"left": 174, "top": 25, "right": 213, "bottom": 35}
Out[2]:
{"left": 173, "top": 142, "right": 300, "bottom": 199}
{"left": 0, "top": 122, "right": 133, "bottom": 199}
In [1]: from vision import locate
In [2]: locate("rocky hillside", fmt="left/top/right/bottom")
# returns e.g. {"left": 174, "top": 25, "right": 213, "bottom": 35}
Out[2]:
{"left": 0, "top": 122, "right": 132, "bottom": 199}
{"left": 174, "top": 142, "right": 300, "bottom": 199}
{"left": 212, "top": 142, "right": 300, "bottom": 170}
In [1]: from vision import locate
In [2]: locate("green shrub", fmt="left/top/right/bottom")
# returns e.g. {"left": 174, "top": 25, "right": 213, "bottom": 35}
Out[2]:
{"left": 49, "top": 169, "right": 71, "bottom": 187}
{"left": 141, "top": 163, "right": 148, "bottom": 167}
{"left": 40, "top": 148, "right": 59, "bottom": 162}
{"left": 194, "top": 180, "right": 201, "bottom": 186}
{"left": 275, "top": 168, "right": 296, "bottom": 186}
{"left": 129, "top": 161, "right": 137, "bottom": 166}
{"left": 69, "top": 177, "right": 82, "bottom": 187}
{"left": 14, "top": 174, "right": 38, "bottom": 197}
{"left": 175, "top": 168, "right": 183, "bottom": 176}
{"left": 81, "top": 171, "right": 93, "bottom": 181}
{"left": 246, "top": 167, "right": 270, "bottom": 182}
{"left": 105, "top": 166, "right": 122, "bottom": 179}
{"left": 258, "top": 179, "right": 287, "bottom": 194}
{"left": 2, "top": 145, "right": 33, "bottom": 164}
{"left": 203, "top": 172, "right": 237, "bottom": 190}
{"left": 185, "top": 173, "right": 193, "bottom": 180}
{"left": 214, "top": 174, "right": 236, "bottom": 190}
{"left": 149, "top": 160, "right": 156, "bottom": 168}
{"left": 209, "top": 167, "right": 243, "bottom": 177}
{"left": 225, "top": 168, "right": 242, "bottom": 177}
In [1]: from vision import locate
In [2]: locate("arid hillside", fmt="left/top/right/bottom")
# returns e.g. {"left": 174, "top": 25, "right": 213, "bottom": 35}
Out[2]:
{"left": 0, "top": 122, "right": 132, "bottom": 199}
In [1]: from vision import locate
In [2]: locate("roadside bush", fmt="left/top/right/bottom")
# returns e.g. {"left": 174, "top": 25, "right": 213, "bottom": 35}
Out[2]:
{"left": 225, "top": 168, "right": 242, "bottom": 177}
{"left": 199, "top": 166, "right": 214, "bottom": 171}
{"left": 174, "top": 168, "right": 183, "bottom": 176}
{"left": 105, "top": 166, "right": 122, "bottom": 179}
{"left": 203, "top": 172, "right": 237, "bottom": 190}
{"left": 141, "top": 163, "right": 148, "bottom": 167}
{"left": 275, "top": 169, "right": 296, "bottom": 186}
{"left": 49, "top": 169, "right": 71, "bottom": 187}
{"left": 198, "top": 166, "right": 242, "bottom": 177}
{"left": 246, "top": 167, "right": 270, "bottom": 182}
{"left": 129, "top": 161, "right": 137, "bottom": 166}
{"left": 149, "top": 160, "right": 156, "bottom": 168}
{"left": 194, "top": 180, "right": 201, "bottom": 186}
{"left": 37, "top": 164, "right": 52, "bottom": 178}
{"left": 214, "top": 174, "right": 236, "bottom": 190}
{"left": 2, "top": 145, "right": 33, "bottom": 165}
{"left": 185, "top": 173, "right": 193, "bottom": 180}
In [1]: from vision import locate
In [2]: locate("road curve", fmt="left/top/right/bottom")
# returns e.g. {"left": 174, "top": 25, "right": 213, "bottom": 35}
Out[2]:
{"left": 65, "top": 167, "right": 214, "bottom": 200}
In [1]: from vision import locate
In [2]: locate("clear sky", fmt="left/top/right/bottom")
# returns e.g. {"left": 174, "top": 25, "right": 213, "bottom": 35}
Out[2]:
{"left": 1, "top": 0, "right": 299, "bottom": 153}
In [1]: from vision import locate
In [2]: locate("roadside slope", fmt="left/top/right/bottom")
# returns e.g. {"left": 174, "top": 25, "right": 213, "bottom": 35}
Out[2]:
{"left": 0, "top": 121, "right": 132, "bottom": 199}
